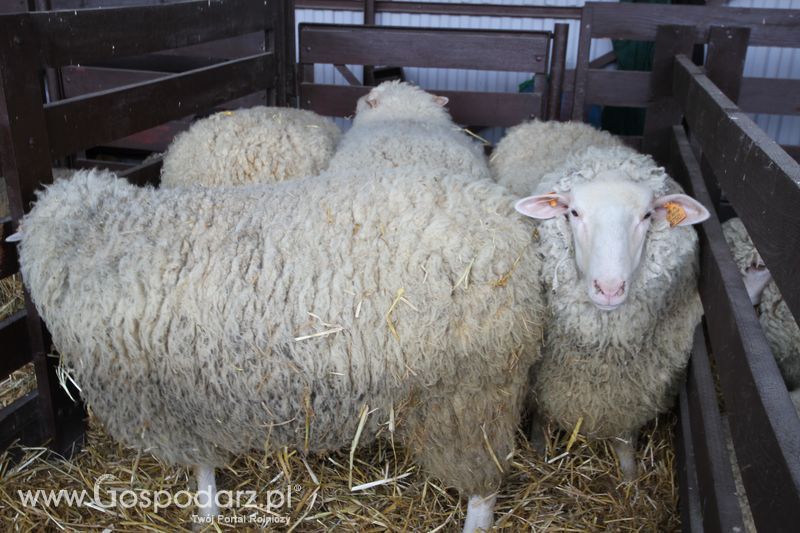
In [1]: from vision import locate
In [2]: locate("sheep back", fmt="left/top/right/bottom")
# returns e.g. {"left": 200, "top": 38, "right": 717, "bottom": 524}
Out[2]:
{"left": 491, "top": 120, "right": 623, "bottom": 197}
{"left": 19, "top": 169, "right": 543, "bottom": 495}
{"left": 160, "top": 107, "right": 341, "bottom": 188}
{"left": 328, "top": 121, "right": 490, "bottom": 180}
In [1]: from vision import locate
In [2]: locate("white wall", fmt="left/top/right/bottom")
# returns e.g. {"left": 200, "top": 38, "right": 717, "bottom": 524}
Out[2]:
{"left": 728, "top": 0, "right": 800, "bottom": 146}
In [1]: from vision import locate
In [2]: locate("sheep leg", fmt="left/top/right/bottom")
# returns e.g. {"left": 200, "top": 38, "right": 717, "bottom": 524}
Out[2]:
{"left": 611, "top": 432, "right": 638, "bottom": 481}
{"left": 527, "top": 413, "right": 547, "bottom": 456}
{"left": 462, "top": 494, "right": 496, "bottom": 533}
{"left": 194, "top": 464, "right": 219, "bottom": 520}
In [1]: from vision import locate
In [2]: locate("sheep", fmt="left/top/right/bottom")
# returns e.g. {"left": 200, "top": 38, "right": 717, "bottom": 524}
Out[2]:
{"left": 503, "top": 139, "right": 709, "bottom": 481}
{"left": 326, "top": 81, "right": 491, "bottom": 179}
{"left": 722, "top": 217, "right": 800, "bottom": 390}
{"left": 1, "top": 168, "right": 76, "bottom": 218}
{"left": 491, "top": 119, "right": 624, "bottom": 197}
{"left": 17, "top": 167, "right": 544, "bottom": 531}
{"left": 159, "top": 107, "right": 341, "bottom": 188}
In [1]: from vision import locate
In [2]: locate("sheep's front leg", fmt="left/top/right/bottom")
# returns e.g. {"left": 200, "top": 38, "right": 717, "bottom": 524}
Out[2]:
{"left": 611, "top": 432, "right": 638, "bottom": 481}
{"left": 527, "top": 412, "right": 547, "bottom": 456}
{"left": 194, "top": 464, "right": 219, "bottom": 520}
{"left": 463, "top": 494, "right": 497, "bottom": 533}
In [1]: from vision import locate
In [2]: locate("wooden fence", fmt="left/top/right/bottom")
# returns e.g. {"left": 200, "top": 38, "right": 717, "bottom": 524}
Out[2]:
{"left": 0, "top": 0, "right": 292, "bottom": 454}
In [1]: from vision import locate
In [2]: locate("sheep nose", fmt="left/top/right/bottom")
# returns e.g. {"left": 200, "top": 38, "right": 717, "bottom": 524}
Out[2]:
{"left": 594, "top": 279, "right": 625, "bottom": 298}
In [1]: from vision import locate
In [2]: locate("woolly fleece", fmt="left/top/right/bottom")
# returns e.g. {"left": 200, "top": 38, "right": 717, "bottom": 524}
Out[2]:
{"left": 160, "top": 107, "right": 341, "bottom": 188}
{"left": 19, "top": 169, "right": 543, "bottom": 495}
{"left": 491, "top": 120, "right": 623, "bottom": 197}
{"left": 327, "top": 82, "right": 490, "bottom": 179}
{"left": 1, "top": 168, "right": 76, "bottom": 217}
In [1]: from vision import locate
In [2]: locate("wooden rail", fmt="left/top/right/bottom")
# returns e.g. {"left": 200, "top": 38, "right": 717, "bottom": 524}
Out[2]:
{"left": 673, "top": 56, "right": 800, "bottom": 322}
{"left": 298, "top": 22, "right": 567, "bottom": 126}
{"left": 50, "top": 0, "right": 583, "bottom": 20}
{"left": 300, "top": 24, "right": 551, "bottom": 72}
{"left": 669, "top": 55, "right": 800, "bottom": 532}
{"left": 45, "top": 53, "right": 274, "bottom": 158}
{"left": 21, "top": 0, "right": 273, "bottom": 67}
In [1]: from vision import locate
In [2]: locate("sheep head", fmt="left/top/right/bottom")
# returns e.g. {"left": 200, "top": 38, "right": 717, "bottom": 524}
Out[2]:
{"left": 516, "top": 174, "right": 709, "bottom": 311}
{"left": 353, "top": 81, "right": 450, "bottom": 127}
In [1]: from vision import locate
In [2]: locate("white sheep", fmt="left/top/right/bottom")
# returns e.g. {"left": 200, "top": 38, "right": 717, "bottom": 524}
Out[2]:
{"left": 722, "top": 217, "right": 800, "bottom": 390}
{"left": 1, "top": 168, "right": 76, "bottom": 218}
{"left": 491, "top": 119, "right": 623, "bottom": 197}
{"left": 327, "top": 81, "right": 490, "bottom": 179}
{"left": 160, "top": 107, "right": 341, "bottom": 188}
{"left": 17, "top": 167, "right": 543, "bottom": 531}
{"left": 496, "top": 128, "right": 709, "bottom": 480}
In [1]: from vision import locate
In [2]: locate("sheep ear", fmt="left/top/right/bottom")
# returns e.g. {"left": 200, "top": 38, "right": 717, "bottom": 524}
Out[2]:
{"left": 653, "top": 194, "right": 710, "bottom": 227}
{"left": 366, "top": 95, "right": 378, "bottom": 109}
{"left": 5, "top": 231, "right": 22, "bottom": 243}
{"left": 515, "top": 193, "right": 570, "bottom": 219}
{"left": 434, "top": 95, "right": 449, "bottom": 107}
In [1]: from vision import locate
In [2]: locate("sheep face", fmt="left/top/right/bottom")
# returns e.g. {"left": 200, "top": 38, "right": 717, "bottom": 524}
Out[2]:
{"left": 515, "top": 174, "right": 709, "bottom": 310}
{"left": 353, "top": 81, "right": 450, "bottom": 126}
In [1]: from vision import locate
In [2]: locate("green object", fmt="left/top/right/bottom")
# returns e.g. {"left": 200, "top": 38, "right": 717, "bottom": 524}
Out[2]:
{"left": 518, "top": 78, "right": 534, "bottom": 93}
{"left": 600, "top": 0, "right": 671, "bottom": 136}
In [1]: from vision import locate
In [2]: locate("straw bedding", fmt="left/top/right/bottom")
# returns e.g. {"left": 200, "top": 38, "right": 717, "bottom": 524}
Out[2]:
{"left": 1, "top": 179, "right": 33, "bottom": 411}
{"left": 0, "top": 413, "right": 679, "bottom": 531}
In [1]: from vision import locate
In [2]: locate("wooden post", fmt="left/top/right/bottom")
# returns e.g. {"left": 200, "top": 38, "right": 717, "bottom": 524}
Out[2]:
{"left": 0, "top": 17, "right": 85, "bottom": 455}
{"left": 570, "top": 3, "right": 593, "bottom": 121}
{"left": 267, "top": 0, "right": 285, "bottom": 105}
{"left": 283, "top": 0, "right": 297, "bottom": 105}
{"left": 641, "top": 24, "right": 695, "bottom": 165}
{"left": 546, "top": 23, "right": 568, "bottom": 121}
{"left": 700, "top": 26, "right": 750, "bottom": 217}
{"left": 363, "top": 0, "right": 376, "bottom": 86}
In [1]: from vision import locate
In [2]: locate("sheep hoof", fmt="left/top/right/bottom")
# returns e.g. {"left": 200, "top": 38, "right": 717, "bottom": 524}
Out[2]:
{"left": 463, "top": 494, "right": 496, "bottom": 532}
{"left": 611, "top": 434, "right": 638, "bottom": 482}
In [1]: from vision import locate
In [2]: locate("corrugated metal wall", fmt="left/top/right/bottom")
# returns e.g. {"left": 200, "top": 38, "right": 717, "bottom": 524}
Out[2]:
{"left": 297, "top": 0, "right": 798, "bottom": 146}
{"left": 729, "top": 0, "right": 800, "bottom": 145}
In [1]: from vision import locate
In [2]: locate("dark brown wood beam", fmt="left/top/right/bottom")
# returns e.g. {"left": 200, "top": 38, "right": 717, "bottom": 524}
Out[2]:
{"left": 669, "top": 124, "right": 800, "bottom": 532}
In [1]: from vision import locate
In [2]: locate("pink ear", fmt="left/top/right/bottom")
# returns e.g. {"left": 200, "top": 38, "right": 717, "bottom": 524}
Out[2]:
{"left": 434, "top": 95, "right": 449, "bottom": 107}
{"left": 366, "top": 95, "right": 378, "bottom": 109}
{"left": 515, "top": 193, "right": 570, "bottom": 220}
{"left": 653, "top": 194, "right": 710, "bottom": 227}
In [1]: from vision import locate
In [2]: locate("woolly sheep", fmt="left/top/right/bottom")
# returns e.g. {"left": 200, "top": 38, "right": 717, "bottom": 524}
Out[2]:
{"left": 501, "top": 134, "right": 709, "bottom": 480}
{"left": 491, "top": 120, "right": 623, "bottom": 197}
{"left": 722, "top": 217, "right": 800, "bottom": 390}
{"left": 1, "top": 168, "right": 75, "bottom": 218}
{"left": 160, "top": 107, "right": 341, "bottom": 188}
{"left": 326, "top": 81, "right": 490, "bottom": 179}
{"left": 18, "top": 168, "right": 543, "bottom": 531}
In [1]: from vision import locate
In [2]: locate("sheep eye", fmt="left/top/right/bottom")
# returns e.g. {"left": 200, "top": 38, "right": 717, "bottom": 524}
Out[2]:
{"left": 570, "top": 209, "right": 579, "bottom": 217}
{"left": 643, "top": 211, "right": 652, "bottom": 220}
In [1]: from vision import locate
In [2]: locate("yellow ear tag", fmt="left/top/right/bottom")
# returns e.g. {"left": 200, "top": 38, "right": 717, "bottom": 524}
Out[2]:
{"left": 223, "top": 111, "right": 234, "bottom": 116}
{"left": 548, "top": 199, "right": 558, "bottom": 207}
{"left": 665, "top": 201, "right": 687, "bottom": 227}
